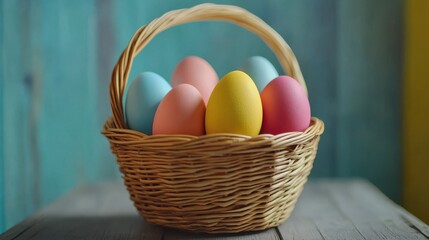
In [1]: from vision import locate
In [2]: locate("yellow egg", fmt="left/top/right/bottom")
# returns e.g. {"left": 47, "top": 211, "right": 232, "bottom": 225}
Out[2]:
{"left": 206, "top": 70, "right": 263, "bottom": 136}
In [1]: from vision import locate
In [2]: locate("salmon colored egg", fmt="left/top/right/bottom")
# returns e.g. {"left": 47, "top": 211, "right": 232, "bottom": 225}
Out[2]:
{"left": 261, "top": 76, "right": 311, "bottom": 134}
{"left": 171, "top": 56, "right": 218, "bottom": 105}
{"left": 153, "top": 84, "right": 206, "bottom": 136}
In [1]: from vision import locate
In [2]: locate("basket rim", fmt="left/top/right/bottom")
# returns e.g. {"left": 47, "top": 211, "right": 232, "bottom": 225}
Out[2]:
{"left": 102, "top": 117, "right": 324, "bottom": 145}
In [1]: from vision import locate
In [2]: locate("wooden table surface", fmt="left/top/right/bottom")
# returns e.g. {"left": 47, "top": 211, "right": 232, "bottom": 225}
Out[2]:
{"left": 2, "top": 179, "right": 428, "bottom": 240}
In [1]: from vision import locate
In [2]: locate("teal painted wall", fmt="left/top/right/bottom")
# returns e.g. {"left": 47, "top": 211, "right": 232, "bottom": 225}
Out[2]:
{"left": 0, "top": 0, "right": 5, "bottom": 229}
{"left": 336, "top": 0, "right": 403, "bottom": 204}
{"left": 0, "top": 0, "right": 403, "bottom": 232}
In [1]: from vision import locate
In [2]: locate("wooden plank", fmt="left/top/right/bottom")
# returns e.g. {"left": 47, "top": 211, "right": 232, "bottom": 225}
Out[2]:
{"left": 278, "top": 180, "right": 429, "bottom": 240}
{"left": 37, "top": 0, "right": 105, "bottom": 204}
{"left": 51, "top": 183, "right": 279, "bottom": 239}
{"left": 0, "top": 0, "right": 121, "bottom": 230}
{"left": 319, "top": 180, "right": 428, "bottom": 239}
{"left": 25, "top": 0, "right": 43, "bottom": 219}
{"left": 2, "top": 0, "right": 39, "bottom": 230}
{"left": 275, "top": 219, "right": 324, "bottom": 240}
{"left": 95, "top": 0, "right": 119, "bottom": 180}
{"left": 0, "top": 0, "right": 116, "bottom": 231}
{"left": 403, "top": 0, "right": 429, "bottom": 224}
{"left": 278, "top": 182, "right": 327, "bottom": 240}
{"left": 2, "top": 180, "right": 428, "bottom": 239}
{"left": 39, "top": 182, "right": 138, "bottom": 216}
{"left": 0, "top": 0, "right": 4, "bottom": 232}
{"left": 397, "top": 207, "right": 429, "bottom": 238}
{"left": 14, "top": 216, "right": 160, "bottom": 240}
{"left": 336, "top": 0, "right": 403, "bottom": 202}
{"left": 38, "top": 0, "right": 76, "bottom": 203}
{"left": 1, "top": 182, "right": 281, "bottom": 239}
{"left": 163, "top": 228, "right": 279, "bottom": 240}
{"left": 0, "top": 216, "right": 40, "bottom": 240}
{"left": 279, "top": 181, "right": 366, "bottom": 240}
{"left": 1, "top": 182, "right": 164, "bottom": 240}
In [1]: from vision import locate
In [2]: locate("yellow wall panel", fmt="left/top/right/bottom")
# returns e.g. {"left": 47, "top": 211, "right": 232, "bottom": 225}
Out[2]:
{"left": 404, "top": 0, "right": 429, "bottom": 223}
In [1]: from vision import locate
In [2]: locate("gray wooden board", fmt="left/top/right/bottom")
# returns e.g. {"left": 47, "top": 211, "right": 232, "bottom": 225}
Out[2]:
{"left": 0, "top": 0, "right": 5, "bottom": 231}
{"left": 1, "top": 180, "right": 427, "bottom": 240}
{"left": 279, "top": 181, "right": 367, "bottom": 240}
{"left": 278, "top": 180, "right": 429, "bottom": 240}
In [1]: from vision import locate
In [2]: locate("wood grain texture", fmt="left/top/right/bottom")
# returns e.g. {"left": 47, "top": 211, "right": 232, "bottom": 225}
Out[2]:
{"left": 1, "top": 180, "right": 427, "bottom": 240}
{"left": 0, "top": 0, "right": 5, "bottom": 231}
{"left": 36, "top": 0, "right": 118, "bottom": 205}
{"left": 0, "top": 0, "right": 119, "bottom": 231}
{"left": 279, "top": 181, "right": 367, "bottom": 240}
{"left": 163, "top": 228, "right": 280, "bottom": 240}
{"left": 403, "top": 0, "right": 429, "bottom": 224}
{"left": 38, "top": 0, "right": 92, "bottom": 204}
{"left": 321, "top": 181, "right": 428, "bottom": 240}
{"left": 95, "top": 0, "right": 119, "bottom": 180}
{"left": 3, "top": 0, "right": 39, "bottom": 229}
{"left": 1, "top": 182, "right": 164, "bottom": 240}
{"left": 336, "top": 0, "right": 403, "bottom": 202}
{"left": 278, "top": 180, "right": 429, "bottom": 240}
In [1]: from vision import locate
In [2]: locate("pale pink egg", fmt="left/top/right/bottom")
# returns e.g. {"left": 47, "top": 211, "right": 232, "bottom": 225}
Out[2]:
{"left": 260, "top": 76, "right": 311, "bottom": 134}
{"left": 171, "top": 56, "right": 218, "bottom": 105}
{"left": 153, "top": 84, "right": 206, "bottom": 136}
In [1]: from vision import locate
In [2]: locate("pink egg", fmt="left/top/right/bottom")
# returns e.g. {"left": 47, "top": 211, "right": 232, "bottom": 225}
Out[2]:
{"left": 171, "top": 56, "right": 218, "bottom": 105}
{"left": 153, "top": 84, "right": 206, "bottom": 136}
{"left": 260, "top": 76, "right": 311, "bottom": 134}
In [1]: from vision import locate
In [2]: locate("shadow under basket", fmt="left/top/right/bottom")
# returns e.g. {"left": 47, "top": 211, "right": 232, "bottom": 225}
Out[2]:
{"left": 103, "top": 3, "right": 324, "bottom": 234}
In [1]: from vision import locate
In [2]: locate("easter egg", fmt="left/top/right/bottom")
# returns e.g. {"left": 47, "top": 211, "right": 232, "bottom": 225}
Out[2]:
{"left": 240, "top": 56, "right": 279, "bottom": 92}
{"left": 171, "top": 56, "right": 218, "bottom": 105}
{"left": 124, "top": 72, "right": 171, "bottom": 134}
{"left": 206, "top": 70, "right": 262, "bottom": 136}
{"left": 153, "top": 84, "right": 205, "bottom": 136}
{"left": 260, "top": 76, "right": 311, "bottom": 134}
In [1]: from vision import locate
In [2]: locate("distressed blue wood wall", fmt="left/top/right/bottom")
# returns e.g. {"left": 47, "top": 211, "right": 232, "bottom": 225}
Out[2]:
{"left": 0, "top": 0, "right": 403, "bottom": 232}
{"left": 337, "top": 0, "right": 403, "bottom": 203}
{"left": 0, "top": 0, "right": 5, "bottom": 229}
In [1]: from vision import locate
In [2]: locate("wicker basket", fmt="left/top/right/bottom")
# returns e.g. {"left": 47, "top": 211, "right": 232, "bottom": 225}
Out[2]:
{"left": 103, "top": 3, "right": 324, "bottom": 233}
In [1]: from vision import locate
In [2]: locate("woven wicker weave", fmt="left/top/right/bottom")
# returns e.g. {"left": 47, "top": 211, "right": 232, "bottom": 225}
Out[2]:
{"left": 103, "top": 3, "right": 324, "bottom": 233}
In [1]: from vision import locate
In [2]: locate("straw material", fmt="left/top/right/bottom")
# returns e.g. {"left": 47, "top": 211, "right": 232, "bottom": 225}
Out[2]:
{"left": 103, "top": 3, "right": 324, "bottom": 233}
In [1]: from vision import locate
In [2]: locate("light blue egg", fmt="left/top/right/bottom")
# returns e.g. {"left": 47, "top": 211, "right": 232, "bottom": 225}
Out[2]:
{"left": 240, "top": 56, "right": 279, "bottom": 92}
{"left": 123, "top": 72, "right": 171, "bottom": 134}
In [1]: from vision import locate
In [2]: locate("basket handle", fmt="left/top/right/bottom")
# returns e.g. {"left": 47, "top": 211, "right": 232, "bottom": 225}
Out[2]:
{"left": 110, "top": 3, "right": 306, "bottom": 129}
